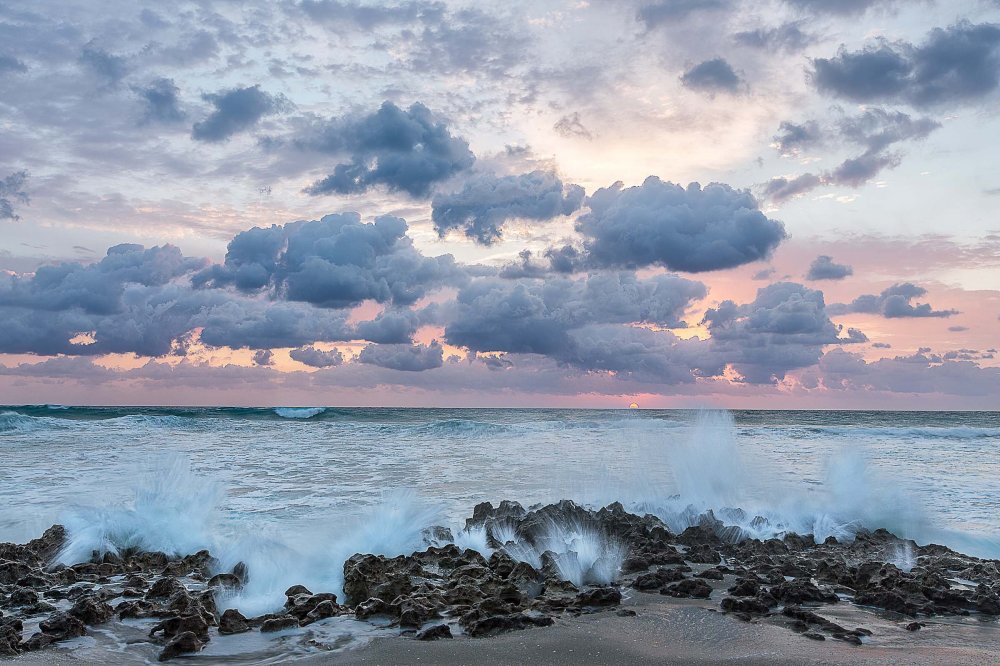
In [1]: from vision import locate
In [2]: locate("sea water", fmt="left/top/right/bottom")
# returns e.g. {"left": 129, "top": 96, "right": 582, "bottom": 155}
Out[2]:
{"left": 1, "top": 407, "right": 998, "bottom": 616}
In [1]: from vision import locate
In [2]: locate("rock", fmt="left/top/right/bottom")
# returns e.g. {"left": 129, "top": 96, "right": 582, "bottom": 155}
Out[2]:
{"left": 621, "top": 556, "right": 650, "bottom": 574}
{"left": 208, "top": 573, "right": 242, "bottom": 590}
{"left": 633, "top": 568, "right": 685, "bottom": 591}
{"left": 661, "top": 578, "right": 712, "bottom": 599}
{"left": 769, "top": 579, "right": 838, "bottom": 605}
{"left": 720, "top": 595, "right": 773, "bottom": 614}
{"left": 684, "top": 544, "right": 722, "bottom": 565}
{"left": 802, "top": 632, "right": 826, "bottom": 641}
{"left": 158, "top": 631, "right": 204, "bottom": 661}
{"left": 905, "top": 621, "right": 923, "bottom": 631}
{"left": 6, "top": 587, "right": 39, "bottom": 606}
{"left": 285, "top": 584, "right": 312, "bottom": 597}
{"left": 149, "top": 613, "right": 210, "bottom": 641}
{"left": 69, "top": 595, "right": 114, "bottom": 625}
{"left": 304, "top": 600, "right": 339, "bottom": 624}
{"left": 463, "top": 612, "right": 554, "bottom": 637}
{"left": 727, "top": 577, "right": 760, "bottom": 597}
{"left": 415, "top": 624, "right": 453, "bottom": 640}
{"left": 616, "top": 608, "right": 637, "bottom": 617}
{"left": 355, "top": 597, "right": 388, "bottom": 619}
{"left": 260, "top": 615, "right": 298, "bottom": 632}
{"left": 0, "top": 617, "right": 23, "bottom": 656}
{"left": 23, "top": 612, "right": 86, "bottom": 649}
{"left": 696, "top": 567, "right": 725, "bottom": 580}
{"left": 146, "top": 577, "right": 186, "bottom": 599}
{"left": 219, "top": 609, "right": 251, "bottom": 635}
{"left": 574, "top": 587, "right": 622, "bottom": 607}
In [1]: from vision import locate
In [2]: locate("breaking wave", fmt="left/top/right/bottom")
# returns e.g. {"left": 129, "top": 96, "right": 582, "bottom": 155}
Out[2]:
{"left": 274, "top": 407, "right": 328, "bottom": 419}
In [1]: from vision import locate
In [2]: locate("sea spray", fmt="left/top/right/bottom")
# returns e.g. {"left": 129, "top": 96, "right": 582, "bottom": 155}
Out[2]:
{"left": 57, "top": 455, "right": 221, "bottom": 564}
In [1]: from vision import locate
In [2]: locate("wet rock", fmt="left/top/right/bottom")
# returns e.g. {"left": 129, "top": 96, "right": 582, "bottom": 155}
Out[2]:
{"left": 285, "top": 584, "right": 312, "bottom": 597}
{"left": 574, "top": 587, "right": 622, "bottom": 607}
{"left": 661, "top": 578, "right": 712, "bottom": 599}
{"left": 684, "top": 544, "right": 721, "bottom": 565}
{"left": 208, "top": 573, "right": 242, "bottom": 590}
{"left": 146, "top": 577, "right": 186, "bottom": 599}
{"left": 356, "top": 597, "right": 388, "bottom": 619}
{"left": 727, "top": 577, "right": 760, "bottom": 597}
{"left": 621, "top": 556, "right": 650, "bottom": 574}
{"left": 720, "top": 595, "right": 773, "bottom": 614}
{"left": 696, "top": 567, "right": 725, "bottom": 580}
{"left": 0, "top": 617, "right": 23, "bottom": 656}
{"left": 219, "top": 609, "right": 251, "bottom": 635}
{"left": 415, "top": 623, "right": 452, "bottom": 640}
{"left": 616, "top": 608, "right": 637, "bottom": 617}
{"left": 304, "top": 600, "right": 339, "bottom": 625}
{"left": 150, "top": 613, "right": 210, "bottom": 641}
{"left": 802, "top": 632, "right": 826, "bottom": 641}
{"left": 69, "top": 595, "right": 114, "bottom": 625}
{"left": 0, "top": 562, "right": 31, "bottom": 586}
{"left": 769, "top": 579, "right": 838, "bottom": 605}
{"left": 5, "top": 587, "right": 38, "bottom": 607}
{"left": 260, "top": 615, "right": 298, "bottom": 632}
{"left": 23, "top": 611, "right": 86, "bottom": 649}
{"left": 905, "top": 621, "right": 923, "bottom": 631}
{"left": 158, "top": 631, "right": 204, "bottom": 661}
{"left": 462, "top": 611, "right": 554, "bottom": 637}
{"left": 633, "top": 567, "right": 685, "bottom": 591}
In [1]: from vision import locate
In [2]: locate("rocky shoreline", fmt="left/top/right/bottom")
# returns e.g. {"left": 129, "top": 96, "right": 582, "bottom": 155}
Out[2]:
{"left": 2, "top": 500, "right": 999, "bottom": 661}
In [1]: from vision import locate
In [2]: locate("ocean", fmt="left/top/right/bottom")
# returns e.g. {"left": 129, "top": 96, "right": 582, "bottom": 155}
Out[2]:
{"left": 2, "top": 406, "right": 999, "bottom": 619}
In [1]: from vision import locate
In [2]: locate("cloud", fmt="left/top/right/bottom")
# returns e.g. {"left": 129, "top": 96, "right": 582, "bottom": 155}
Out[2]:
{"left": 195, "top": 212, "right": 465, "bottom": 308}
{"left": 636, "top": 1, "right": 733, "bottom": 29}
{"left": 553, "top": 112, "right": 593, "bottom": 139}
{"left": 298, "top": 0, "right": 445, "bottom": 29}
{"left": 576, "top": 177, "right": 786, "bottom": 272}
{"left": 431, "top": 170, "right": 585, "bottom": 245}
{"left": 300, "top": 102, "right": 475, "bottom": 197}
{"left": 191, "top": 84, "right": 291, "bottom": 142}
{"left": 764, "top": 109, "right": 939, "bottom": 201}
{"left": 79, "top": 42, "right": 128, "bottom": 85}
{"left": 0, "top": 171, "right": 29, "bottom": 221}
{"left": 354, "top": 308, "right": 422, "bottom": 344}
{"left": 784, "top": 0, "right": 890, "bottom": 15}
{"left": 733, "top": 21, "right": 816, "bottom": 52}
{"left": 811, "top": 22, "right": 1000, "bottom": 107}
{"left": 0, "top": 54, "right": 27, "bottom": 73}
{"left": 948, "top": 325, "right": 969, "bottom": 332}
{"left": 773, "top": 120, "right": 822, "bottom": 154}
{"left": 252, "top": 349, "right": 274, "bottom": 366}
{"left": 444, "top": 272, "right": 706, "bottom": 356}
{"left": 358, "top": 340, "right": 443, "bottom": 371}
{"left": 816, "top": 348, "right": 1000, "bottom": 396}
{"left": 704, "top": 281, "right": 863, "bottom": 383}
{"left": 806, "top": 255, "right": 854, "bottom": 280}
{"left": 136, "top": 78, "right": 185, "bottom": 124}
{"left": 289, "top": 345, "right": 344, "bottom": 368}
{"left": 829, "top": 283, "right": 959, "bottom": 318}
{"left": 680, "top": 58, "right": 744, "bottom": 94}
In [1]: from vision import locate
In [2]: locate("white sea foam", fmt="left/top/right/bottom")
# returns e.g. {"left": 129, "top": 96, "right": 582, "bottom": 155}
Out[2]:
{"left": 274, "top": 407, "right": 327, "bottom": 419}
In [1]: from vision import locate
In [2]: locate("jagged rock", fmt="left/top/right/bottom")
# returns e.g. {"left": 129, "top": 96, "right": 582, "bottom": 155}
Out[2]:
{"left": 684, "top": 544, "right": 721, "bottom": 565}
{"left": 5, "top": 587, "right": 38, "bottom": 607}
{"left": 208, "top": 573, "right": 242, "bottom": 590}
{"left": 260, "top": 615, "right": 298, "bottom": 632}
{"left": 149, "top": 613, "right": 210, "bottom": 641}
{"left": 158, "top": 631, "right": 204, "bottom": 661}
{"left": 696, "top": 567, "right": 725, "bottom": 580}
{"left": 633, "top": 568, "right": 685, "bottom": 591}
{"left": 355, "top": 597, "right": 388, "bottom": 619}
{"left": 285, "top": 584, "right": 312, "bottom": 597}
{"left": 0, "top": 617, "right": 23, "bottom": 656}
{"left": 69, "top": 595, "right": 114, "bottom": 625}
{"left": 146, "top": 577, "right": 186, "bottom": 599}
{"left": 415, "top": 623, "right": 452, "bottom": 640}
{"left": 218, "top": 609, "right": 251, "bottom": 635}
{"left": 769, "top": 579, "right": 838, "bottom": 605}
{"left": 23, "top": 612, "right": 86, "bottom": 649}
{"left": 661, "top": 578, "right": 712, "bottom": 599}
{"left": 575, "top": 587, "right": 622, "bottom": 607}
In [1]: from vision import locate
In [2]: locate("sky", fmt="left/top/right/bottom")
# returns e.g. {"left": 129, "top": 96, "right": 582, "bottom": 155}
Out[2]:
{"left": 1, "top": 0, "right": 999, "bottom": 408}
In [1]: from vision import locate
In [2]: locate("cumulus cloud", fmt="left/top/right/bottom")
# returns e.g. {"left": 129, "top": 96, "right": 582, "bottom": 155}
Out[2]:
{"left": 136, "top": 78, "right": 185, "bottom": 124}
{"left": 299, "top": 101, "right": 475, "bottom": 197}
{"left": 358, "top": 340, "right": 444, "bottom": 371}
{"left": 252, "top": 349, "right": 274, "bottom": 366}
{"left": 192, "top": 84, "right": 291, "bottom": 142}
{"left": 444, "top": 272, "right": 706, "bottom": 356}
{"left": 811, "top": 22, "right": 1000, "bottom": 107}
{"left": 354, "top": 308, "right": 422, "bottom": 344}
{"left": 0, "top": 171, "right": 29, "bottom": 221}
{"left": 816, "top": 348, "right": 1000, "bottom": 396}
{"left": 806, "top": 255, "right": 853, "bottom": 281}
{"left": 704, "top": 282, "right": 864, "bottom": 383}
{"left": 576, "top": 177, "right": 786, "bottom": 272}
{"left": 195, "top": 213, "right": 465, "bottom": 308}
{"left": 680, "top": 58, "right": 744, "bottom": 94}
{"left": 431, "top": 170, "right": 585, "bottom": 245}
{"left": 829, "top": 283, "right": 959, "bottom": 318}
{"left": 290, "top": 345, "right": 344, "bottom": 368}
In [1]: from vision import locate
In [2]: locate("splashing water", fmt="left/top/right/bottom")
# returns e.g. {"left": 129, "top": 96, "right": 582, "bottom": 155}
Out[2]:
{"left": 56, "top": 455, "right": 221, "bottom": 564}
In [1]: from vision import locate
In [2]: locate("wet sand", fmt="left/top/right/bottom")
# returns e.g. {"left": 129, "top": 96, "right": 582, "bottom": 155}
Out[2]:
{"left": 10, "top": 593, "right": 996, "bottom": 666}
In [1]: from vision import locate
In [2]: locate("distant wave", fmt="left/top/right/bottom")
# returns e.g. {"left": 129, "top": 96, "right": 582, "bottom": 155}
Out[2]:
{"left": 799, "top": 425, "right": 1000, "bottom": 440}
{"left": 407, "top": 418, "right": 517, "bottom": 437}
{"left": 0, "top": 411, "right": 51, "bottom": 433}
{"left": 273, "top": 407, "right": 327, "bottom": 419}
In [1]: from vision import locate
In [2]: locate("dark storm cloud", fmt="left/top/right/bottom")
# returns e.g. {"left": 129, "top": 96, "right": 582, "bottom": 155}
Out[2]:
{"left": 733, "top": 21, "right": 816, "bottom": 52}
{"left": 636, "top": 0, "right": 733, "bottom": 29}
{"left": 704, "top": 281, "right": 862, "bottom": 383}
{"left": 0, "top": 54, "right": 27, "bottom": 73}
{"left": 297, "top": 0, "right": 445, "bottom": 29}
{"left": 811, "top": 22, "right": 1000, "bottom": 107}
{"left": 195, "top": 213, "right": 465, "bottom": 308}
{"left": 444, "top": 272, "right": 707, "bottom": 356}
{"left": 300, "top": 102, "right": 475, "bottom": 198}
{"left": 773, "top": 121, "right": 822, "bottom": 154}
{"left": 829, "top": 283, "right": 959, "bottom": 318}
{"left": 431, "top": 170, "right": 585, "bottom": 245}
{"left": 680, "top": 58, "right": 744, "bottom": 94}
{"left": 358, "top": 340, "right": 443, "bottom": 371}
{"left": 79, "top": 42, "right": 128, "bottom": 85}
{"left": 136, "top": 78, "right": 185, "bottom": 124}
{"left": 0, "top": 171, "right": 29, "bottom": 221}
{"left": 806, "top": 255, "right": 853, "bottom": 281}
{"left": 576, "top": 177, "right": 786, "bottom": 272}
{"left": 191, "top": 85, "right": 291, "bottom": 143}
{"left": 289, "top": 345, "right": 344, "bottom": 368}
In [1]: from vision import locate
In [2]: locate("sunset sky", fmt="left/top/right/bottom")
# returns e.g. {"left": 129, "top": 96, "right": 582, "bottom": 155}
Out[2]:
{"left": 1, "top": 0, "right": 999, "bottom": 408}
